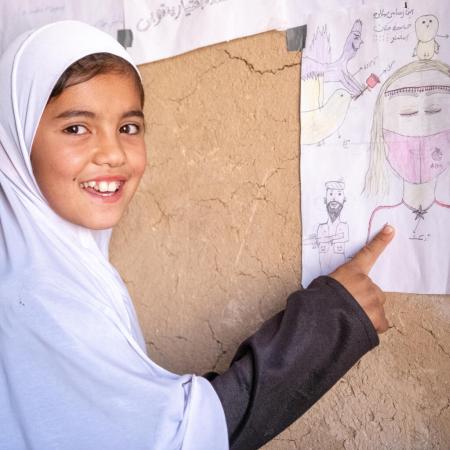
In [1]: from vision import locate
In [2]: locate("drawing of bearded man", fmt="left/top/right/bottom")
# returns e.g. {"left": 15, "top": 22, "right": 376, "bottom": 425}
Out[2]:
{"left": 327, "top": 194, "right": 345, "bottom": 223}
{"left": 316, "top": 181, "right": 349, "bottom": 274}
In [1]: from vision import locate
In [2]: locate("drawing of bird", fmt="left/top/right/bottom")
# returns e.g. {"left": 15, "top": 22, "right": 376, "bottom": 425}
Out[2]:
{"left": 301, "top": 20, "right": 365, "bottom": 97}
{"left": 300, "top": 20, "right": 365, "bottom": 145}
{"left": 301, "top": 89, "right": 352, "bottom": 145}
{"left": 414, "top": 15, "right": 440, "bottom": 60}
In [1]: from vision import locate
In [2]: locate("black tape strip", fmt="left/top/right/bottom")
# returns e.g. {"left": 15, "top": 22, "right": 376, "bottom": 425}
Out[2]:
{"left": 286, "top": 24, "right": 307, "bottom": 52}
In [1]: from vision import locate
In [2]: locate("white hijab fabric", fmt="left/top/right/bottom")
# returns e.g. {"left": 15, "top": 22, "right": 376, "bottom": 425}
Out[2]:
{"left": 0, "top": 21, "right": 228, "bottom": 450}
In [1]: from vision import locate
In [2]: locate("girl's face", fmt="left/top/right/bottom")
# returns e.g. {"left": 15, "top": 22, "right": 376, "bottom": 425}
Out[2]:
{"left": 31, "top": 72, "right": 146, "bottom": 229}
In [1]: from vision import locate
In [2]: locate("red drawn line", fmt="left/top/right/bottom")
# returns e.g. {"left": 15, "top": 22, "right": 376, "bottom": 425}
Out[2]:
{"left": 367, "top": 202, "right": 402, "bottom": 243}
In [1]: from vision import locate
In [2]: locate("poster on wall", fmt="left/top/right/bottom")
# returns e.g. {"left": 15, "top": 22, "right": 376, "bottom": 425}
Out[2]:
{"left": 300, "top": 1, "right": 450, "bottom": 294}
{"left": 123, "top": 0, "right": 366, "bottom": 64}
{"left": 0, "top": 0, "right": 124, "bottom": 53}
{"left": 0, "top": 0, "right": 328, "bottom": 61}
{"left": 2, "top": 0, "right": 364, "bottom": 63}
{"left": 124, "top": 0, "right": 291, "bottom": 63}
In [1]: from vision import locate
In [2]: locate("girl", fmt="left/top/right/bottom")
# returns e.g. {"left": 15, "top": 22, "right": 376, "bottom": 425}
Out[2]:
{"left": 0, "top": 20, "right": 392, "bottom": 450}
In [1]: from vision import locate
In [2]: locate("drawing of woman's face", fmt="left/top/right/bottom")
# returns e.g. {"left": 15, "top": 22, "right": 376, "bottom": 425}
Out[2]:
{"left": 382, "top": 69, "right": 450, "bottom": 184}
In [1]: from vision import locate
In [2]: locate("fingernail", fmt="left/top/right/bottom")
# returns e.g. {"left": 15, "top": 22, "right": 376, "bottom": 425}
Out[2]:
{"left": 383, "top": 224, "right": 394, "bottom": 234}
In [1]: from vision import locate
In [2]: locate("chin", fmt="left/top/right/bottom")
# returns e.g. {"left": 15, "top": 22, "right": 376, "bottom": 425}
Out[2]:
{"left": 84, "top": 218, "right": 122, "bottom": 230}
{"left": 70, "top": 213, "right": 123, "bottom": 230}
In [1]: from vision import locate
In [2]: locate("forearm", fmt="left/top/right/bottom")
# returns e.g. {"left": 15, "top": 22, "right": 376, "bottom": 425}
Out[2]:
{"left": 206, "top": 276, "right": 379, "bottom": 450}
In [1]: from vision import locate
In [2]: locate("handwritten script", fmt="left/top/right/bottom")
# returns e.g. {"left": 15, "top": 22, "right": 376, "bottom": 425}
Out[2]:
{"left": 136, "top": 0, "right": 229, "bottom": 32}
{"left": 372, "top": 7, "right": 415, "bottom": 45}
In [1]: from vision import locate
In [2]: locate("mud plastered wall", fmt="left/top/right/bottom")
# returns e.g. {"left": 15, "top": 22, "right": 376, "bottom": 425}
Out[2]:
{"left": 110, "top": 31, "right": 450, "bottom": 449}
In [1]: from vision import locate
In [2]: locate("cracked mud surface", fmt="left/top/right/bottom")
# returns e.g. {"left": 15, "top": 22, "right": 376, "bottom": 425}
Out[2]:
{"left": 110, "top": 31, "right": 450, "bottom": 449}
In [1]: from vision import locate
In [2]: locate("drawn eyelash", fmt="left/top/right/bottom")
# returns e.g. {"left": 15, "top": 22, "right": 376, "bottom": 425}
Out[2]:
{"left": 399, "top": 111, "right": 418, "bottom": 116}
{"left": 425, "top": 108, "right": 442, "bottom": 114}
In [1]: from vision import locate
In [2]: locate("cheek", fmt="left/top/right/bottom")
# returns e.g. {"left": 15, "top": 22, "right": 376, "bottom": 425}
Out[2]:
{"left": 131, "top": 144, "right": 147, "bottom": 179}
{"left": 31, "top": 139, "right": 89, "bottom": 218}
{"left": 33, "top": 149, "right": 86, "bottom": 188}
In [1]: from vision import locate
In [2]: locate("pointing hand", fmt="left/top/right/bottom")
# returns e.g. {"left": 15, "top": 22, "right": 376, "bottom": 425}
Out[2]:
{"left": 330, "top": 225, "right": 395, "bottom": 333}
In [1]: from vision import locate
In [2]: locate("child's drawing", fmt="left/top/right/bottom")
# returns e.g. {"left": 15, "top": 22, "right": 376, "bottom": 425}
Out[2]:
{"left": 301, "top": 6, "right": 450, "bottom": 294}
{"left": 302, "top": 20, "right": 365, "bottom": 96}
{"left": 362, "top": 57, "right": 450, "bottom": 293}
{"left": 365, "top": 59, "right": 450, "bottom": 242}
{"left": 300, "top": 20, "right": 365, "bottom": 145}
{"left": 301, "top": 89, "right": 353, "bottom": 145}
{"left": 304, "top": 181, "right": 349, "bottom": 274}
{"left": 414, "top": 15, "right": 440, "bottom": 60}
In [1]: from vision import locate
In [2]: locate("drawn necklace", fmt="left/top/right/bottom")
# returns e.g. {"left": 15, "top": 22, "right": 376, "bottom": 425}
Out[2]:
{"left": 403, "top": 201, "right": 434, "bottom": 241}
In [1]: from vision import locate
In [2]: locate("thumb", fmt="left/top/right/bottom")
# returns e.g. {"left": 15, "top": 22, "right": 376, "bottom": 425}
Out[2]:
{"left": 352, "top": 225, "right": 395, "bottom": 274}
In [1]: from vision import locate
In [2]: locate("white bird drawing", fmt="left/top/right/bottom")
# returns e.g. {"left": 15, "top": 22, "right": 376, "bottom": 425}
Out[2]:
{"left": 300, "top": 22, "right": 362, "bottom": 145}
{"left": 301, "top": 89, "right": 352, "bottom": 145}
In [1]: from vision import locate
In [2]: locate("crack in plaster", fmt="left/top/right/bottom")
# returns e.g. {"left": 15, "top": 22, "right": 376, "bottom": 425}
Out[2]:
{"left": 420, "top": 324, "right": 450, "bottom": 358}
{"left": 272, "top": 438, "right": 299, "bottom": 449}
{"left": 437, "top": 400, "right": 450, "bottom": 417}
{"left": 233, "top": 168, "right": 284, "bottom": 267}
{"left": 207, "top": 320, "right": 227, "bottom": 371}
{"left": 389, "top": 323, "right": 406, "bottom": 336}
{"left": 223, "top": 50, "right": 300, "bottom": 75}
{"left": 196, "top": 197, "right": 229, "bottom": 209}
{"left": 146, "top": 339, "right": 161, "bottom": 353}
{"left": 137, "top": 190, "right": 173, "bottom": 229}
{"left": 167, "top": 61, "right": 227, "bottom": 103}
{"left": 437, "top": 398, "right": 450, "bottom": 417}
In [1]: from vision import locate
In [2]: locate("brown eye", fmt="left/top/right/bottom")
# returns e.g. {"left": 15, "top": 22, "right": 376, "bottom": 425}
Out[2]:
{"left": 120, "top": 124, "right": 140, "bottom": 135}
{"left": 63, "top": 125, "right": 88, "bottom": 135}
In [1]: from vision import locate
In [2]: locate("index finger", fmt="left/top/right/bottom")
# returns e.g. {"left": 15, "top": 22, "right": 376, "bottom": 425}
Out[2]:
{"left": 352, "top": 225, "right": 395, "bottom": 274}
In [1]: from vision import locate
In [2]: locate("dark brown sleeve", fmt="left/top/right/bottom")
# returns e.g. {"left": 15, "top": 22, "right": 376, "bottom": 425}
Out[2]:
{"left": 204, "top": 276, "right": 379, "bottom": 450}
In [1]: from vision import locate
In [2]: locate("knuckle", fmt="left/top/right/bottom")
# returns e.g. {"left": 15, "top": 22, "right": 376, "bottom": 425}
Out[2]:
{"left": 372, "top": 313, "right": 386, "bottom": 332}
{"left": 356, "top": 272, "right": 369, "bottom": 283}
{"left": 360, "top": 246, "right": 374, "bottom": 260}
{"left": 380, "top": 317, "right": 389, "bottom": 333}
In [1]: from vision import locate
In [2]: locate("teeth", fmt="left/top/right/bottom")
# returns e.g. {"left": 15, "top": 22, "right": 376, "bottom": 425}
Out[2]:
{"left": 98, "top": 181, "right": 109, "bottom": 192}
{"left": 108, "top": 182, "right": 119, "bottom": 192}
{"left": 81, "top": 180, "right": 122, "bottom": 193}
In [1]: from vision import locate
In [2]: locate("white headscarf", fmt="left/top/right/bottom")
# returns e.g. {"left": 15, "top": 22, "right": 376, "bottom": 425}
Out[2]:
{"left": 0, "top": 20, "right": 228, "bottom": 450}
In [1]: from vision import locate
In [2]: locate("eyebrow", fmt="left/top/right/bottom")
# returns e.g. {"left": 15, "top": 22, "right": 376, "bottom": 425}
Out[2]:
{"left": 385, "top": 88, "right": 419, "bottom": 98}
{"left": 54, "top": 109, "right": 145, "bottom": 120}
{"left": 385, "top": 85, "right": 450, "bottom": 98}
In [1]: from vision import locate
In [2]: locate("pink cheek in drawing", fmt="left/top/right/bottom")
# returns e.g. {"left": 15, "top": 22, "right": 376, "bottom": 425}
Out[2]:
{"left": 383, "top": 129, "right": 450, "bottom": 184}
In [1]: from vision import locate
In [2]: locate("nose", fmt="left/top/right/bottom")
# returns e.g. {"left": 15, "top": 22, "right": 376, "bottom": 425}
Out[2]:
{"left": 92, "top": 131, "right": 126, "bottom": 167}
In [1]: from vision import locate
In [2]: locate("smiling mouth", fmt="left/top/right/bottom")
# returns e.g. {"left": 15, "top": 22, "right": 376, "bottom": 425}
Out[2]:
{"left": 79, "top": 180, "right": 125, "bottom": 199}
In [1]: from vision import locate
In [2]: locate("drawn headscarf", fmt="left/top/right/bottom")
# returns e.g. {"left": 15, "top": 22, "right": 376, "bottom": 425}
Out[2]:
{"left": 0, "top": 20, "right": 228, "bottom": 450}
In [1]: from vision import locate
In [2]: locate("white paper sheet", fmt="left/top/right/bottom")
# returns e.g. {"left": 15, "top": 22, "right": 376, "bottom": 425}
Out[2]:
{"left": 0, "top": 0, "right": 124, "bottom": 54}
{"left": 124, "top": 0, "right": 285, "bottom": 63}
{"left": 124, "top": 0, "right": 377, "bottom": 64}
{"left": 300, "top": 0, "right": 450, "bottom": 294}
